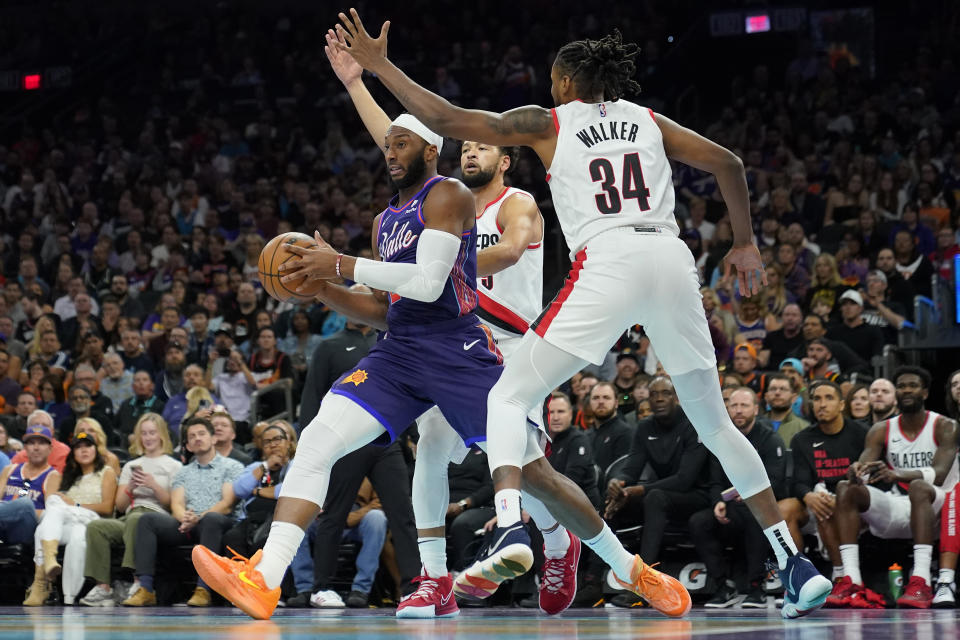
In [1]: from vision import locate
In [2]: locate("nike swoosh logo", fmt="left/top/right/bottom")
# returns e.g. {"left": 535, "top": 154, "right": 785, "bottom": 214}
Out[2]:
{"left": 463, "top": 339, "right": 480, "bottom": 350}
{"left": 891, "top": 438, "right": 901, "bottom": 443}
{"left": 813, "top": 442, "right": 824, "bottom": 447}
{"left": 440, "top": 591, "right": 452, "bottom": 605}
{"left": 647, "top": 436, "right": 658, "bottom": 440}
{"left": 238, "top": 571, "right": 263, "bottom": 591}
{"left": 346, "top": 346, "right": 357, "bottom": 351}
{"left": 485, "top": 525, "right": 521, "bottom": 558}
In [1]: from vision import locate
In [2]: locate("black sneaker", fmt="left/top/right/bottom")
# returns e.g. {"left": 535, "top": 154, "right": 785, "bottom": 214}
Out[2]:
{"left": 609, "top": 592, "right": 646, "bottom": 608}
{"left": 741, "top": 585, "right": 767, "bottom": 608}
{"left": 571, "top": 583, "right": 604, "bottom": 608}
{"left": 705, "top": 581, "right": 740, "bottom": 608}
{"left": 345, "top": 590, "right": 369, "bottom": 608}
{"left": 285, "top": 591, "right": 312, "bottom": 608}
{"left": 517, "top": 594, "right": 539, "bottom": 608}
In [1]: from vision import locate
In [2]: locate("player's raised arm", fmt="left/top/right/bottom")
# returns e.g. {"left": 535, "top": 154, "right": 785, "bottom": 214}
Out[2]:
{"left": 324, "top": 28, "right": 391, "bottom": 146}
{"left": 333, "top": 10, "right": 555, "bottom": 153}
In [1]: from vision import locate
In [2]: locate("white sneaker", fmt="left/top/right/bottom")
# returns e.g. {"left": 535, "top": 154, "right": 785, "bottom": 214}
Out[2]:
{"left": 933, "top": 582, "right": 956, "bottom": 609}
{"left": 310, "top": 589, "right": 346, "bottom": 608}
{"left": 79, "top": 585, "right": 115, "bottom": 607}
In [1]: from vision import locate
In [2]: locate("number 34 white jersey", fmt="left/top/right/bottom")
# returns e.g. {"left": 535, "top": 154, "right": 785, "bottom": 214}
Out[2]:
{"left": 475, "top": 186, "right": 544, "bottom": 341}
{"left": 547, "top": 99, "right": 678, "bottom": 257}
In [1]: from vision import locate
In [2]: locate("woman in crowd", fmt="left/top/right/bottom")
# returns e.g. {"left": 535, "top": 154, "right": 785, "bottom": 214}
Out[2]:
{"left": 24, "top": 431, "right": 118, "bottom": 606}
{"left": 824, "top": 173, "right": 869, "bottom": 226}
{"left": 80, "top": 413, "right": 182, "bottom": 607}
{"left": 39, "top": 374, "right": 71, "bottom": 428}
{"left": 278, "top": 309, "right": 323, "bottom": 385}
{"left": 74, "top": 418, "right": 122, "bottom": 475}
{"left": 844, "top": 384, "right": 872, "bottom": 423}
{"left": 760, "top": 263, "right": 796, "bottom": 319}
{"left": 804, "top": 253, "right": 849, "bottom": 318}
{"left": 248, "top": 326, "right": 293, "bottom": 421}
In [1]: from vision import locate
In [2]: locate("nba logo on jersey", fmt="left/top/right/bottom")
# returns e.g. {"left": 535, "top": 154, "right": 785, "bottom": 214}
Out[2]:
{"left": 598, "top": 103, "right": 607, "bottom": 117}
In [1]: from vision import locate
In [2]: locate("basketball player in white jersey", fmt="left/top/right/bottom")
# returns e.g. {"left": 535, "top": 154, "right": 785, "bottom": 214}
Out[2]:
{"left": 324, "top": 32, "right": 581, "bottom": 616}
{"left": 336, "top": 10, "right": 832, "bottom": 618}
{"left": 829, "top": 366, "right": 958, "bottom": 609}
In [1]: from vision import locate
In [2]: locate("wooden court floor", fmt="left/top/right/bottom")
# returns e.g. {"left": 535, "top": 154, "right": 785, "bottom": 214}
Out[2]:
{"left": 5, "top": 606, "right": 960, "bottom": 640}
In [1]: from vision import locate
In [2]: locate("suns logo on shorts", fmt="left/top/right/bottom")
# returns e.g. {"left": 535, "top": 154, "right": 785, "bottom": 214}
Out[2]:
{"left": 341, "top": 369, "right": 369, "bottom": 386}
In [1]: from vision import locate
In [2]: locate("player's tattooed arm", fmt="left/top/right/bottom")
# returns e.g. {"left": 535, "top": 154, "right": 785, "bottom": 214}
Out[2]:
{"left": 335, "top": 9, "right": 555, "bottom": 150}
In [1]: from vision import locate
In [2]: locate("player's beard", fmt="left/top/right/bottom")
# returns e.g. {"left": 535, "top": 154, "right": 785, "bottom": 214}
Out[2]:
{"left": 389, "top": 152, "right": 428, "bottom": 191}
{"left": 461, "top": 165, "right": 496, "bottom": 189}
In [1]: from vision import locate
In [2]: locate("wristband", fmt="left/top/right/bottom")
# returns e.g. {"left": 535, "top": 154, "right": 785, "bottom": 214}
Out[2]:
{"left": 335, "top": 254, "right": 343, "bottom": 278}
{"left": 920, "top": 467, "right": 936, "bottom": 484}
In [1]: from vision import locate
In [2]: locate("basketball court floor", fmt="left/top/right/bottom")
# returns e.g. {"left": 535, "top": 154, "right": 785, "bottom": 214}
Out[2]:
{"left": 5, "top": 606, "right": 958, "bottom": 640}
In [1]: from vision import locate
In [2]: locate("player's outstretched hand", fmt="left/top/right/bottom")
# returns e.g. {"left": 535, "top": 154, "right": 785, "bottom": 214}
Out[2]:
{"left": 279, "top": 231, "right": 340, "bottom": 288}
{"left": 722, "top": 243, "right": 767, "bottom": 297}
{"left": 324, "top": 28, "right": 362, "bottom": 86}
{"left": 334, "top": 8, "right": 390, "bottom": 72}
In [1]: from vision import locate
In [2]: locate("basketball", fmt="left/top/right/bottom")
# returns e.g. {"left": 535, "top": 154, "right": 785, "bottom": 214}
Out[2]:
{"left": 258, "top": 232, "right": 325, "bottom": 303}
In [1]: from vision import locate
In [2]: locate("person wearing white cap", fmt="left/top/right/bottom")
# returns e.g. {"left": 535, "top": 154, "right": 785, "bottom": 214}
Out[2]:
{"left": 827, "top": 290, "right": 885, "bottom": 360}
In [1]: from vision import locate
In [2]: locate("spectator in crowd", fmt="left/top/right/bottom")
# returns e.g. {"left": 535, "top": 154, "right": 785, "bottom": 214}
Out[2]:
{"left": 278, "top": 309, "right": 323, "bottom": 385}
{"left": 802, "top": 339, "right": 843, "bottom": 383}
{"left": 892, "top": 230, "right": 935, "bottom": 299}
{"left": 155, "top": 342, "right": 187, "bottom": 402}
{"left": 791, "top": 314, "right": 867, "bottom": 376}
{"left": 843, "top": 384, "right": 872, "bottom": 423}
{"left": 72, "top": 363, "right": 116, "bottom": 425}
{"left": 612, "top": 352, "right": 641, "bottom": 416}
{"left": 11, "top": 410, "right": 70, "bottom": 472}
{"left": 58, "top": 384, "right": 114, "bottom": 445}
{"left": 586, "top": 382, "right": 633, "bottom": 498}
{"left": 38, "top": 376, "right": 70, "bottom": 429}
{"left": 692, "top": 388, "right": 787, "bottom": 608}
{"left": 35, "top": 332, "right": 69, "bottom": 378}
{"left": 874, "top": 248, "right": 916, "bottom": 316}
{"left": 208, "top": 348, "right": 257, "bottom": 439}
{"left": 161, "top": 364, "right": 208, "bottom": 435}
{"left": 228, "top": 283, "right": 262, "bottom": 344}
{"left": 80, "top": 413, "right": 182, "bottom": 607}
{"left": 545, "top": 393, "right": 600, "bottom": 507}
{"left": 247, "top": 326, "right": 293, "bottom": 422}
{"left": 868, "top": 378, "right": 898, "bottom": 424}
{"left": 120, "top": 330, "right": 154, "bottom": 376}
{"left": 759, "top": 303, "right": 804, "bottom": 369}
{"left": 763, "top": 373, "right": 809, "bottom": 447}
{"left": 0, "top": 315, "right": 28, "bottom": 367}
{"left": 860, "top": 270, "right": 907, "bottom": 345}
{"left": 205, "top": 324, "right": 236, "bottom": 379}
{"left": 98, "top": 352, "right": 135, "bottom": 413}
{"left": 829, "top": 291, "right": 885, "bottom": 360}
{"left": 0, "top": 422, "right": 60, "bottom": 550}
{"left": 109, "top": 274, "right": 145, "bottom": 321}
{"left": 211, "top": 410, "right": 253, "bottom": 465}
{"left": 116, "top": 371, "right": 166, "bottom": 446}
{"left": 0, "top": 348, "right": 22, "bottom": 411}
{"left": 61, "top": 298, "right": 102, "bottom": 352}
{"left": 24, "top": 431, "right": 118, "bottom": 606}
{"left": 599, "top": 377, "right": 708, "bottom": 602}
{"left": 572, "top": 370, "right": 599, "bottom": 429}
{"left": 0, "top": 423, "right": 18, "bottom": 458}
{"left": 727, "top": 343, "right": 767, "bottom": 397}
{"left": 829, "top": 367, "right": 956, "bottom": 609}
{"left": 123, "top": 416, "right": 242, "bottom": 607}
{"left": 778, "top": 380, "right": 868, "bottom": 591}
{"left": 2, "top": 390, "right": 37, "bottom": 440}
{"left": 186, "top": 307, "right": 215, "bottom": 370}
{"left": 71, "top": 417, "right": 122, "bottom": 475}
{"left": 222, "top": 422, "right": 295, "bottom": 567}
{"left": 776, "top": 243, "right": 810, "bottom": 300}
{"left": 53, "top": 277, "right": 98, "bottom": 321}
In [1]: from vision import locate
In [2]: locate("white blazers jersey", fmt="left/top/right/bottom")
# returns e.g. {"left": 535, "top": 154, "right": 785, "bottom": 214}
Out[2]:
{"left": 475, "top": 186, "right": 544, "bottom": 340}
{"left": 885, "top": 411, "right": 959, "bottom": 493}
{"left": 547, "top": 99, "right": 678, "bottom": 257}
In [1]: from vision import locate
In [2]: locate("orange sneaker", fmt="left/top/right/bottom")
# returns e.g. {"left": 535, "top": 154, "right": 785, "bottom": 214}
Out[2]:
{"left": 192, "top": 546, "right": 281, "bottom": 620}
{"left": 612, "top": 555, "right": 691, "bottom": 618}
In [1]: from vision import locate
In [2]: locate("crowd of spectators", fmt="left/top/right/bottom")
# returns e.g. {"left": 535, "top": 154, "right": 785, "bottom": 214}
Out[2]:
{"left": 0, "top": 0, "right": 958, "bottom": 611}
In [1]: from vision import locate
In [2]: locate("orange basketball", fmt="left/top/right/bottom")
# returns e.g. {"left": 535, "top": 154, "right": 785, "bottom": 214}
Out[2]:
{"left": 258, "top": 232, "right": 326, "bottom": 304}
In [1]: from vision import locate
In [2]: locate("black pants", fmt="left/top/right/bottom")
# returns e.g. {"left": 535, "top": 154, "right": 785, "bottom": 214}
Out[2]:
{"left": 609, "top": 488, "right": 710, "bottom": 564}
{"left": 311, "top": 442, "right": 419, "bottom": 593}
{"left": 689, "top": 501, "right": 768, "bottom": 586}
{"left": 135, "top": 511, "right": 233, "bottom": 579}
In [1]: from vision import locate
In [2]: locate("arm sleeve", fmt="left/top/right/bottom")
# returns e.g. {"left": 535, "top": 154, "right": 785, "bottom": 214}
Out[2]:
{"left": 352, "top": 229, "right": 462, "bottom": 302}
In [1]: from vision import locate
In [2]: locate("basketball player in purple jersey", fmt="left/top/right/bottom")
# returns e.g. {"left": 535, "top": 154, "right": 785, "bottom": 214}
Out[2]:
{"left": 334, "top": 8, "right": 832, "bottom": 619}
{"left": 323, "top": 30, "right": 579, "bottom": 616}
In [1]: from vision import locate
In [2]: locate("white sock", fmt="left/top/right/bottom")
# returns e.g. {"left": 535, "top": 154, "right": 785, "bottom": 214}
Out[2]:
{"left": 762, "top": 521, "right": 798, "bottom": 570}
{"left": 541, "top": 524, "right": 571, "bottom": 559}
{"left": 495, "top": 489, "right": 522, "bottom": 527}
{"left": 939, "top": 568, "right": 955, "bottom": 584}
{"left": 832, "top": 566, "right": 844, "bottom": 581}
{"left": 256, "top": 521, "right": 305, "bottom": 589}
{"left": 418, "top": 537, "right": 447, "bottom": 577}
{"left": 520, "top": 491, "right": 569, "bottom": 559}
{"left": 840, "top": 544, "right": 862, "bottom": 585}
{"left": 583, "top": 523, "right": 635, "bottom": 579}
{"left": 913, "top": 544, "right": 933, "bottom": 585}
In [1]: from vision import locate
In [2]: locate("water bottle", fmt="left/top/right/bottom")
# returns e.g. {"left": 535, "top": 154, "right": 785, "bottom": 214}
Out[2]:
{"left": 888, "top": 563, "right": 904, "bottom": 600}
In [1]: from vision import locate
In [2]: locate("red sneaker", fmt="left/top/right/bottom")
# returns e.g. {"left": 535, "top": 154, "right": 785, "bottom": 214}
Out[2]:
{"left": 539, "top": 531, "right": 581, "bottom": 615}
{"left": 848, "top": 584, "right": 886, "bottom": 609}
{"left": 825, "top": 576, "right": 857, "bottom": 608}
{"left": 395, "top": 573, "right": 459, "bottom": 619}
{"left": 897, "top": 576, "right": 933, "bottom": 609}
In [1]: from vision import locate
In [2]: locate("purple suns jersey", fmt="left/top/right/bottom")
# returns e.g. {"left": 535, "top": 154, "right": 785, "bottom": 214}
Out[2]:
{"left": 377, "top": 175, "right": 478, "bottom": 328}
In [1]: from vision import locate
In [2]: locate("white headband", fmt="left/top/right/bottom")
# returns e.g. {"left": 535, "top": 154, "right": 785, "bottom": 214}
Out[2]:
{"left": 390, "top": 114, "right": 443, "bottom": 154}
